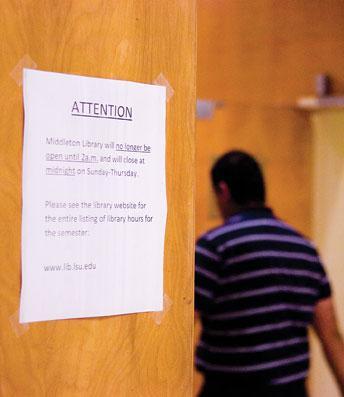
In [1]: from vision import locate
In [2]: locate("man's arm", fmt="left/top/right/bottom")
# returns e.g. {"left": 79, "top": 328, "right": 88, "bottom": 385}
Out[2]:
{"left": 313, "top": 297, "right": 344, "bottom": 395}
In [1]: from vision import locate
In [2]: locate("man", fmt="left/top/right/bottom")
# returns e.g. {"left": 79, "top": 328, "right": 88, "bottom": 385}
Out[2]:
{"left": 195, "top": 150, "right": 344, "bottom": 397}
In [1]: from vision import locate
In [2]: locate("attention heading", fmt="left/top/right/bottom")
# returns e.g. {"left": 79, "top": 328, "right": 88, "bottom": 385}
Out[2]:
{"left": 71, "top": 101, "right": 133, "bottom": 121}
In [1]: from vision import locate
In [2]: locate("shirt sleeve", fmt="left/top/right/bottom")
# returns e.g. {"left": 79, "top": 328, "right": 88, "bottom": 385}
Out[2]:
{"left": 317, "top": 271, "right": 331, "bottom": 301}
{"left": 195, "top": 235, "right": 221, "bottom": 313}
{"left": 314, "top": 252, "right": 332, "bottom": 301}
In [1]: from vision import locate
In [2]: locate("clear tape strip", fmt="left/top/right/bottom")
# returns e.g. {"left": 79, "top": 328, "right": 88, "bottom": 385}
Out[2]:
{"left": 9, "top": 309, "right": 30, "bottom": 337}
{"left": 10, "top": 54, "right": 37, "bottom": 86}
{"left": 151, "top": 293, "right": 173, "bottom": 325}
{"left": 153, "top": 73, "right": 174, "bottom": 102}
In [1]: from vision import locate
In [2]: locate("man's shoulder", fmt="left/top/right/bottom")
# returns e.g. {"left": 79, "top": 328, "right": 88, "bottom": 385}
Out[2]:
{"left": 275, "top": 219, "right": 317, "bottom": 251}
{"left": 197, "top": 216, "right": 318, "bottom": 255}
{"left": 197, "top": 223, "right": 231, "bottom": 250}
{"left": 198, "top": 216, "right": 290, "bottom": 242}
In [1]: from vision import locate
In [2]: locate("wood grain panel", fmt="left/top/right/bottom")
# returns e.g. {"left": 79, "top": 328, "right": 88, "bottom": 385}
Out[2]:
{"left": 0, "top": 1, "right": 195, "bottom": 396}
{"left": 198, "top": 0, "right": 344, "bottom": 106}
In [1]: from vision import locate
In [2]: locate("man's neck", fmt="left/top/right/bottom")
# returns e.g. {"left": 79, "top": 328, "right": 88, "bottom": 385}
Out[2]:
{"left": 223, "top": 201, "right": 265, "bottom": 220}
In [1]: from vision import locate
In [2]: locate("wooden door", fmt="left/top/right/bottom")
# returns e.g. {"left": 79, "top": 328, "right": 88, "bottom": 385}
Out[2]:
{"left": 0, "top": 1, "right": 196, "bottom": 396}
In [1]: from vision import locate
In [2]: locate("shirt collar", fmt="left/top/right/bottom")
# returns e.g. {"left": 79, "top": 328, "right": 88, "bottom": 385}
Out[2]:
{"left": 225, "top": 207, "right": 275, "bottom": 225}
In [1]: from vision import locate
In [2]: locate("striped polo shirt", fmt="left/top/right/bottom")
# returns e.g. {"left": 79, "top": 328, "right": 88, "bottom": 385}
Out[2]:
{"left": 195, "top": 208, "right": 331, "bottom": 387}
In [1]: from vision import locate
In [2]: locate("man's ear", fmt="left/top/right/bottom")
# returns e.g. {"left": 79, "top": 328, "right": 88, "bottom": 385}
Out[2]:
{"left": 218, "top": 181, "right": 231, "bottom": 201}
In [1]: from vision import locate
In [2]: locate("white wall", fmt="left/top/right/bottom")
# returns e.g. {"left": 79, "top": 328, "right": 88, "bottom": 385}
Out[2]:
{"left": 310, "top": 109, "right": 344, "bottom": 397}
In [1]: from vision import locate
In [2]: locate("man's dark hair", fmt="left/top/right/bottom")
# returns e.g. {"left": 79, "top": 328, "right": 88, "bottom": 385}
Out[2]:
{"left": 211, "top": 150, "right": 266, "bottom": 206}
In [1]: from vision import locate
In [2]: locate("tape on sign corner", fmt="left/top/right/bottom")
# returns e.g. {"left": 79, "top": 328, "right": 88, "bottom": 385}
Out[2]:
{"left": 152, "top": 73, "right": 174, "bottom": 102}
{"left": 151, "top": 293, "right": 173, "bottom": 325}
{"left": 9, "top": 309, "right": 30, "bottom": 337}
{"left": 10, "top": 54, "right": 38, "bottom": 87}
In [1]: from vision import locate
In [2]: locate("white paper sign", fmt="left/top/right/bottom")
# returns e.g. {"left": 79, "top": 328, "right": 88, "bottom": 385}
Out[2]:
{"left": 20, "top": 69, "right": 166, "bottom": 323}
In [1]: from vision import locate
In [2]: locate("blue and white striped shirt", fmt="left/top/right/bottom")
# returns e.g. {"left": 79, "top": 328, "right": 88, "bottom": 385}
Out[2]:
{"left": 195, "top": 208, "right": 331, "bottom": 387}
